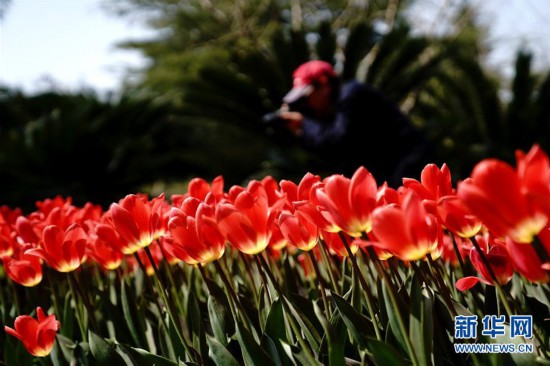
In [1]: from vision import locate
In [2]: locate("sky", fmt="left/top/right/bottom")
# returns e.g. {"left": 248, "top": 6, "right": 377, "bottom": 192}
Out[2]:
{"left": 0, "top": 0, "right": 152, "bottom": 95}
{"left": 0, "top": 0, "right": 549, "bottom": 95}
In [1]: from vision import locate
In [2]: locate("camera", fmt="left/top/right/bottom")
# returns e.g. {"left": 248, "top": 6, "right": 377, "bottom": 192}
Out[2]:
{"left": 262, "top": 98, "right": 308, "bottom": 124}
{"left": 262, "top": 109, "right": 284, "bottom": 124}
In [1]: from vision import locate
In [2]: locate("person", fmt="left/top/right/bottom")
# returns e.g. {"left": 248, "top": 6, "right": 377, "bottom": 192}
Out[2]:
{"left": 274, "top": 60, "right": 433, "bottom": 186}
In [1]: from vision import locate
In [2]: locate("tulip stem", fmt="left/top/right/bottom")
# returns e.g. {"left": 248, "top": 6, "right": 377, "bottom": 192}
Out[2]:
{"left": 367, "top": 247, "right": 418, "bottom": 365}
{"left": 469, "top": 237, "right": 514, "bottom": 317}
{"left": 307, "top": 250, "right": 331, "bottom": 318}
{"left": 255, "top": 253, "right": 318, "bottom": 365}
{"left": 66, "top": 273, "right": 87, "bottom": 341}
{"left": 197, "top": 262, "right": 239, "bottom": 330}
{"left": 339, "top": 233, "right": 382, "bottom": 341}
{"left": 318, "top": 240, "right": 339, "bottom": 294}
{"left": 70, "top": 271, "right": 99, "bottom": 331}
{"left": 212, "top": 260, "right": 256, "bottom": 335}
{"left": 449, "top": 232, "right": 467, "bottom": 276}
{"left": 143, "top": 247, "right": 201, "bottom": 365}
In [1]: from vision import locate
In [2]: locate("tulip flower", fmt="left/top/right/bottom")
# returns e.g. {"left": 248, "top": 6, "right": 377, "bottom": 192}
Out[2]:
{"left": 0, "top": 216, "right": 14, "bottom": 258}
{"left": 314, "top": 167, "right": 378, "bottom": 237}
{"left": 168, "top": 195, "right": 225, "bottom": 264}
{"left": 216, "top": 181, "right": 282, "bottom": 255}
{"left": 506, "top": 237, "right": 549, "bottom": 283}
{"left": 171, "top": 175, "right": 225, "bottom": 207}
{"left": 87, "top": 227, "right": 124, "bottom": 271}
{"left": 278, "top": 211, "right": 319, "bottom": 251}
{"left": 5, "top": 307, "right": 60, "bottom": 357}
{"left": 372, "top": 190, "right": 439, "bottom": 261}
{"left": 455, "top": 238, "right": 514, "bottom": 291}
{"left": 321, "top": 230, "right": 358, "bottom": 257}
{"left": 25, "top": 224, "right": 87, "bottom": 273}
{"left": 280, "top": 172, "right": 322, "bottom": 210}
{"left": 402, "top": 163, "right": 453, "bottom": 201}
{"left": 110, "top": 193, "right": 166, "bottom": 254}
{"left": 458, "top": 145, "right": 550, "bottom": 243}
{"left": 3, "top": 243, "right": 43, "bottom": 287}
{"left": 436, "top": 196, "right": 482, "bottom": 238}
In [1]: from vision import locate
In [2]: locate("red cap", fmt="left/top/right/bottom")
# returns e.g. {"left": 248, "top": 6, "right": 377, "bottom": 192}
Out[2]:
{"left": 283, "top": 61, "right": 336, "bottom": 103}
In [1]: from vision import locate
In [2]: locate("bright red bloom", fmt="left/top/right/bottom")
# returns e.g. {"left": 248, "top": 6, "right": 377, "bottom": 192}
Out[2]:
{"left": 458, "top": 145, "right": 550, "bottom": 243}
{"left": 321, "top": 230, "right": 358, "bottom": 257}
{"left": 110, "top": 193, "right": 166, "bottom": 254}
{"left": 3, "top": 243, "right": 43, "bottom": 287}
{"left": 436, "top": 196, "right": 482, "bottom": 238}
{"left": 168, "top": 195, "right": 225, "bottom": 264}
{"left": 280, "top": 172, "right": 322, "bottom": 210}
{"left": 403, "top": 163, "right": 453, "bottom": 201}
{"left": 87, "top": 218, "right": 124, "bottom": 271}
{"left": 372, "top": 190, "right": 439, "bottom": 261}
{"left": 375, "top": 183, "right": 403, "bottom": 207}
{"left": 455, "top": 237, "right": 514, "bottom": 291}
{"left": 314, "top": 167, "right": 378, "bottom": 237}
{"left": 216, "top": 181, "right": 283, "bottom": 255}
{"left": 5, "top": 307, "right": 60, "bottom": 357}
{"left": 26, "top": 224, "right": 87, "bottom": 272}
{"left": 438, "top": 233, "right": 471, "bottom": 267}
{"left": 278, "top": 211, "right": 319, "bottom": 251}
{"left": 0, "top": 215, "right": 15, "bottom": 258}
{"left": 172, "top": 176, "right": 225, "bottom": 207}
{"left": 505, "top": 237, "right": 549, "bottom": 283}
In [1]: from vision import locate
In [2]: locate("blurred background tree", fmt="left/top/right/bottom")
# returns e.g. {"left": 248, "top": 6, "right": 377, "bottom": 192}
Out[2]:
{"left": 1, "top": 0, "right": 549, "bottom": 211}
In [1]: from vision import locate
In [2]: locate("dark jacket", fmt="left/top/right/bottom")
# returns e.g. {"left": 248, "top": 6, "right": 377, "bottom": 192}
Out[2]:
{"left": 300, "top": 80, "right": 432, "bottom": 186}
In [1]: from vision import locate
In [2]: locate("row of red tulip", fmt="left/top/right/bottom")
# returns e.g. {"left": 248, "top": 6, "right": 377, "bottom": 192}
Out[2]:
{"left": 1, "top": 145, "right": 549, "bottom": 290}
{"left": 2, "top": 144, "right": 550, "bottom": 359}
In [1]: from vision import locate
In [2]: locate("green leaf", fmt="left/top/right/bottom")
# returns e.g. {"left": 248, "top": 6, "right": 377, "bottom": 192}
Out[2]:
{"left": 121, "top": 279, "right": 146, "bottom": 349}
{"left": 381, "top": 279, "right": 410, "bottom": 356}
{"left": 207, "top": 336, "right": 241, "bottom": 366}
{"left": 235, "top": 321, "right": 276, "bottom": 366}
{"left": 264, "top": 298, "right": 287, "bottom": 342}
{"left": 366, "top": 338, "right": 409, "bottom": 366}
{"left": 119, "top": 344, "right": 181, "bottom": 366}
{"left": 187, "top": 290, "right": 208, "bottom": 363}
{"left": 56, "top": 333, "right": 78, "bottom": 363}
{"left": 61, "top": 290, "right": 75, "bottom": 340}
{"left": 493, "top": 324, "right": 537, "bottom": 366}
{"left": 282, "top": 295, "right": 322, "bottom": 351}
{"left": 207, "top": 291, "right": 233, "bottom": 345}
{"left": 331, "top": 291, "right": 376, "bottom": 350}
{"left": 313, "top": 301, "right": 345, "bottom": 366}
{"left": 88, "top": 331, "right": 126, "bottom": 365}
{"left": 409, "top": 279, "right": 434, "bottom": 366}
{"left": 260, "top": 334, "right": 283, "bottom": 366}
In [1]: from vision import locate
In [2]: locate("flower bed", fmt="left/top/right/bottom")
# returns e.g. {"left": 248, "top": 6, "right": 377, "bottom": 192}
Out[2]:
{"left": 1, "top": 145, "right": 549, "bottom": 365}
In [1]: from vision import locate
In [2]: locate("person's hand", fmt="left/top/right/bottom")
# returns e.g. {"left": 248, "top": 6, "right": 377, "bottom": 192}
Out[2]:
{"left": 279, "top": 104, "right": 304, "bottom": 136}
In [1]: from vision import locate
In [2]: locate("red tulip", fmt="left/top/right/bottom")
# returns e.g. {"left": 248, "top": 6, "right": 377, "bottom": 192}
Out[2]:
{"left": 216, "top": 181, "right": 281, "bottom": 255}
{"left": 321, "top": 230, "right": 358, "bottom": 257}
{"left": 168, "top": 195, "right": 225, "bottom": 264}
{"left": 280, "top": 172, "right": 321, "bottom": 210}
{"left": 3, "top": 243, "right": 43, "bottom": 287}
{"left": 402, "top": 163, "right": 453, "bottom": 201}
{"left": 26, "top": 224, "right": 87, "bottom": 272}
{"left": 458, "top": 145, "right": 550, "bottom": 243}
{"left": 506, "top": 237, "right": 549, "bottom": 283}
{"left": 278, "top": 211, "right": 319, "bottom": 251}
{"left": 455, "top": 237, "right": 514, "bottom": 291}
{"left": 372, "top": 190, "right": 439, "bottom": 261}
{"left": 437, "top": 196, "right": 482, "bottom": 238}
{"left": 4, "top": 307, "right": 60, "bottom": 357}
{"left": 314, "top": 167, "right": 378, "bottom": 237}
{"left": 110, "top": 193, "right": 166, "bottom": 254}
{"left": 0, "top": 216, "right": 15, "bottom": 258}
